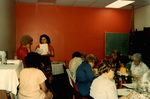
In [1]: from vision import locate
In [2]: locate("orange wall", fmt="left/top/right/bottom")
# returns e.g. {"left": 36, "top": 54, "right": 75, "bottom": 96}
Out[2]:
{"left": 16, "top": 3, "right": 132, "bottom": 65}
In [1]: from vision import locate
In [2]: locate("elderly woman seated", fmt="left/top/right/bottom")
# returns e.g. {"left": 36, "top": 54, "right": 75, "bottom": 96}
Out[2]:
{"left": 18, "top": 52, "right": 53, "bottom": 99}
{"left": 130, "top": 53, "right": 149, "bottom": 80}
{"left": 90, "top": 59, "right": 132, "bottom": 99}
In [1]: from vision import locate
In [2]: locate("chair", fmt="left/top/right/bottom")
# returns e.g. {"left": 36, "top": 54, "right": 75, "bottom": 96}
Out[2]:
{"left": 0, "top": 90, "right": 9, "bottom": 99}
{"left": 70, "top": 78, "right": 88, "bottom": 99}
{"left": 66, "top": 69, "right": 74, "bottom": 88}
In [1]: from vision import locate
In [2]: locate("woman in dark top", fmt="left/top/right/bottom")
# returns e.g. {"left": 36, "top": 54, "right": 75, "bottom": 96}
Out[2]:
{"left": 76, "top": 54, "right": 98, "bottom": 98}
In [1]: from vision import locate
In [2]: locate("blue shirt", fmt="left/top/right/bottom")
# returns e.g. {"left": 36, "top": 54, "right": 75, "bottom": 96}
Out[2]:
{"left": 76, "top": 61, "right": 97, "bottom": 97}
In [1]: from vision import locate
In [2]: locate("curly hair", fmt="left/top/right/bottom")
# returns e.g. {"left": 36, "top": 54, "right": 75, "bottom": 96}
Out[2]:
{"left": 136, "top": 70, "right": 150, "bottom": 98}
{"left": 20, "top": 35, "right": 33, "bottom": 45}
{"left": 98, "top": 59, "right": 116, "bottom": 75}
{"left": 85, "top": 54, "right": 98, "bottom": 64}
{"left": 40, "top": 34, "right": 51, "bottom": 44}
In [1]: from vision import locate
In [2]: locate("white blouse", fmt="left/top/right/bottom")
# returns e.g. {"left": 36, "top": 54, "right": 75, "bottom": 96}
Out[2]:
{"left": 68, "top": 57, "right": 82, "bottom": 81}
{"left": 90, "top": 74, "right": 118, "bottom": 99}
{"left": 131, "top": 62, "right": 149, "bottom": 77}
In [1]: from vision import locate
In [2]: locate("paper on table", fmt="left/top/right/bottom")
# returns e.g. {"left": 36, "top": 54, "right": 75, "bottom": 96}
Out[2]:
{"left": 40, "top": 44, "right": 48, "bottom": 55}
{"left": 117, "top": 89, "right": 135, "bottom": 96}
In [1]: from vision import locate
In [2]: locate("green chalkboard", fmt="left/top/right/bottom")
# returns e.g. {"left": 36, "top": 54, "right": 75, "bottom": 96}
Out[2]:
{"left": 105, "top": 33, "right": 129, "bottom": 56}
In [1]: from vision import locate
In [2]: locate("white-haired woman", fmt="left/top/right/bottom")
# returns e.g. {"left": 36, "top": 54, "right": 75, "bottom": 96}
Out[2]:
{"left": 130, "top": 53, "right": 149, "bottom": 80}
{"left": 130, "top": 69, "right": 150, "bottom": 99}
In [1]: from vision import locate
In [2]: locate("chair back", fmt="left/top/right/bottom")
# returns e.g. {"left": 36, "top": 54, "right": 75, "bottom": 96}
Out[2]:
{"left": 66, "top": 69, "right": 74, "bottom": 87}
{"left": 69, "top": 75, "right": 88, "bottom": 99}
{"left": 70, "top": 77, "right": 79, "bottom": 91}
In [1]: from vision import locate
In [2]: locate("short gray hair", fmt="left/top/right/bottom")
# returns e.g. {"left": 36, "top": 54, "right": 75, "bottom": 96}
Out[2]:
{"left": 85, "top": 54, "right": 97, "bottom": 64}
{"left": 131, "top": 53, "right": 142, "bottom": 62}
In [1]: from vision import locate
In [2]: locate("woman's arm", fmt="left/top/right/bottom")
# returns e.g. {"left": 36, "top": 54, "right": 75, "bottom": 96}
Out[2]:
{"left": 40, "top": 81, "right": 48, "bottom": 93}
{"left": 40, "top": 81, "right": 53, "bottom": 99}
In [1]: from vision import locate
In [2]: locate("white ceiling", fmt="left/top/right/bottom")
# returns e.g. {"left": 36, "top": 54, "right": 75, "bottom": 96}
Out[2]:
{"left": 15, "top": 0, "right": 150, "bottom": 9}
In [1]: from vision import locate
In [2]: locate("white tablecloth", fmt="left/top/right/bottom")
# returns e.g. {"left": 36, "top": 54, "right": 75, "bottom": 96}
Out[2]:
{"left": 0, "top": 60, "right": 24, "bottom": 95}
{"left": 51, "top": 61, "right": 65, "bottom": 75}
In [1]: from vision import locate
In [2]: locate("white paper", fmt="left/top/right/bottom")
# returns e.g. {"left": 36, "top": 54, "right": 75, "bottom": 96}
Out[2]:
{"left": 35, "top": 48, "right": 43, "bottom": 54}
{"left": 117, "top": 89, "right": 135, "bottom": 96}
{"left": 40, "top": 44, "right": 48, "bottom": 55}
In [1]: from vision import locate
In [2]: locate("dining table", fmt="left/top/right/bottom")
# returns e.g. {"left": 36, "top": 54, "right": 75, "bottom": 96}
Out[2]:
{"left": 0, "top": 60, "right": 24, "bottom": 95}
{"left": 117, "top": 80, "right": 137, "bottom": 97}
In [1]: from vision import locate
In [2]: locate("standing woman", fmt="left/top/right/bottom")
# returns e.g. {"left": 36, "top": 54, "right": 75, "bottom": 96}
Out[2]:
{"left": 35, "top": 34, "right": 54, "bottom": 70}
{"left": 16, "top": 35, "right": 33, "bottom": 68}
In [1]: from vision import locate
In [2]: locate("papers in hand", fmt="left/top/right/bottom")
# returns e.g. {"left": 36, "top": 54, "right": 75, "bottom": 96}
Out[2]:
{"left": 40, "top": 44, "right": 48, "bottom": 55}
{"left": 35, "top": 48, "right": 43, "bottom": 54}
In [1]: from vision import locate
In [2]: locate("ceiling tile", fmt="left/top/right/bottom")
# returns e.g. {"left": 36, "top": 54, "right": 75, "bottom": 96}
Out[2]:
{"left": 56, "top": 0, "right": 76, "bottom": 6}
{"left": 16, "top": 0, "right": 37, "bottom": 3}
{"left": 15, "top": 0, "right": 150, "bottom": 9}
{"left": 73, "top": 2, "right": 93, "bottom": 7}
{"left": 77, "top": 0, "right": 96, "bottom": 3}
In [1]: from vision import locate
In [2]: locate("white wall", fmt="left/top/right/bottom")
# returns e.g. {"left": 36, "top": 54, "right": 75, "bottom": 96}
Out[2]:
{"left": 0, "top": 0, "right": 16, "bottom": 59}
{"left": 135, "top": 5, "right": 150, "bottom": 31}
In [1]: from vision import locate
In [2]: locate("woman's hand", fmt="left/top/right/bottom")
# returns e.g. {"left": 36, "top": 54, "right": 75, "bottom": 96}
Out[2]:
{"left": 44, "top": 91, "right": 53, "bottom": 99}
{"left": 47, "top": 50, "right": 54, "bottom": 57}
{"left": 26, "top": 44, "right": 31, "bottom": 52}
{"left": 119, "top": 90, "right": 133, "bottom": 99}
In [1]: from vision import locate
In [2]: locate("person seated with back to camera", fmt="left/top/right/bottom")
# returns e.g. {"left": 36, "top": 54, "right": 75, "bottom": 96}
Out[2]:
{"left": 130, "top": 53, "right": 149, "bottom": 80}
{"left": 18, "top": 52, "right": 53, "bottom": 99}
{"left": 76, "top": 54, "right": 98, "bottom": 98}
{"left": 90, "top": 59, "right": 132, "bottom": 99}
{"left": 68, "top": 51, "right": 83, "bottom": 81}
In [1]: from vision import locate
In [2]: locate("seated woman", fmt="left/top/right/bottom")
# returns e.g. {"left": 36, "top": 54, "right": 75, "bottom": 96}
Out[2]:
{"left": 130, "top": 69, "right": 150, "bottom": 99}
{"left": 111, "top": 50, "right": 121, "bottom": 70}
{"left": 118, "top": 56, "right": 130, "bottom": 76}
{"left": 69, "top": 51, "right": 83, "bottom": 81}
{"left": 90, "top": 59, "right": 132, "bottom": 99}
{"left": 18, "top": 52, "right": 53, "bottom": 99}
{"left": 76, "top": 54, "right": 98, "bottom": 98}
{"left": 130, "top": 53, "right": 149, "bottom": 80}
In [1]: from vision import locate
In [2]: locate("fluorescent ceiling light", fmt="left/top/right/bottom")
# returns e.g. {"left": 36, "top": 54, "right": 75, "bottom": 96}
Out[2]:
{"left": 105, "top": 0, "right": 135, "bottom": 8}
